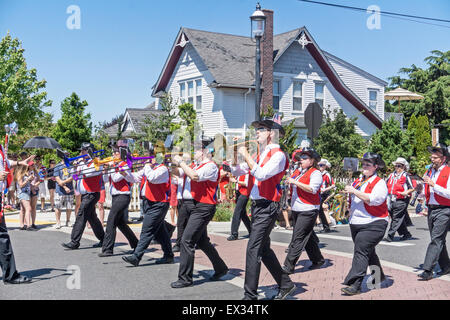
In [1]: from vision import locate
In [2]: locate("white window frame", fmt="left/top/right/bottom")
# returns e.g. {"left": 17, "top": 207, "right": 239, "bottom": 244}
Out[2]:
{"left": 292, "top": 80, "right": 304, "bottom": 112}
{"left": 178, "top": 78, "right": 203, "bottom": 112}
{"left": 273, "top": 80, "right": 281, "bottom": 111}
{"left": 368, "top": 89, "right": 378, "bottom": 110}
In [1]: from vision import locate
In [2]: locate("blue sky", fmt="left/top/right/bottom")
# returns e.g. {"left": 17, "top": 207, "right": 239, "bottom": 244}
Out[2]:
{"left": 1, "top": 0, "right": 449, "bottom": 126}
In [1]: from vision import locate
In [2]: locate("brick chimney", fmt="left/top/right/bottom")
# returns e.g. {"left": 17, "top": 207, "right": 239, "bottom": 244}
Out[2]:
{"left": 260, "top": 9, "right": 273, "bottom": 115}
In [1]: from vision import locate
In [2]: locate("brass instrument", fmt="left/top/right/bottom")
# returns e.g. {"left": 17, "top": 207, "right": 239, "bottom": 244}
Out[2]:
{"left": 225, "top": 175, "right": 236, "bottom": 201}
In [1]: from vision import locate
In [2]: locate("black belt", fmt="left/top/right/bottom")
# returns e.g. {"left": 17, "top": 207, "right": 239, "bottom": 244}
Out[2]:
{"left": 428, "top": 204, "right": 449, "bottom": 210}
{"left": 252, "top": 199, "right": 272, "bottom": 206}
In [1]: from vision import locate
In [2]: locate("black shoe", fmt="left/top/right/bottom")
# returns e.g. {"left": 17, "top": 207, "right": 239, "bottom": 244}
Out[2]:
{"left": 323, "top": 228, "right": 331, "bottom": 233}
{"left": 227, "top": 235, "right": 238, "bottom": 241}
{"left": 437, "top": 267, "right": 450, "bottom": 277}
{"left": 122, "top": 255, "right": 139, "bottom": 267}
{"left": 418, "top": 270, "right": 433, "bottom": 281}
{"left": 383, "top": 237, "right": 393, "bottom": 242}
{"left": 309, "top": 259, "right": 326, "bottom": 270}
{"left": 272, "top": 284, "right": 296, "bottom": 300}
{"left": 172, "top": 245, "right": 180, "bottom": 253}
{"left": 170, "top": 280, "right": 193, "bottom": 288}
{"left": 154, "top": 256, "right": 174, "bottom": 264}
{"left": 400, "top": 234, "right": 412, "bottom": 241}
{"left": 92, "top": 241, "right": 103, "bottom": 248}
{"left": 4, "top": 275, "right": 32, "bottom": 285}
{"left": 281, "top": 265, "right": 294, "bottom": 275}
{"left": 98, "top": 252, "right": 113, "bottom": 257}
{"left": 61, "top": 242, "right": 79, "bottom": 250}
{"left": 27, "top": 225, "right": 37, "bottom": 231}
{"left": 210, "top": 268, "right": 229, "bottom": 281}
{"left": 20, "top": 226, "right": 27, "bottom": 231}
{"left": 341, "top": 285, "right": 361, "bottom": 295}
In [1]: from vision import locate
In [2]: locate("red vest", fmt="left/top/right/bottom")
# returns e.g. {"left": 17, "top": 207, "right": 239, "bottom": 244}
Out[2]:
{"left": 140, "top": 164, "right": 170, "bottom": 202}
{"left": 238, "top": 174, "right": 250, "bottom": 197}
{"left": 110, "top": 161, "right": 131, "bottom": 193}
{"left": 0, "top": 146, "right": 12, "bottom": 189}
{"left": 424, "top": 166, "right": 450, "bottom": 206}
{"left": 291, "top": 167, "right": 321, "bottom": 205}
{"left": 82, "top": 163, "right": 102, "bottom": 193}
{"left": 249, "top": 148, "right": 288, "bottom": 202}
{"left": 386, "top": 172, "right": 409, "bottom": 200}
{"left": 353, "top": 176, "right": 389, "bottom": 218}
{"left": 190, "top": 161, "right": 219, "bottom": 205}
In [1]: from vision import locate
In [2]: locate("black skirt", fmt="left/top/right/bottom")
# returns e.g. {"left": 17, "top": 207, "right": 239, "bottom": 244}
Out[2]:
{"left": 47, "top": 179, "right": 56, "bottom": 190}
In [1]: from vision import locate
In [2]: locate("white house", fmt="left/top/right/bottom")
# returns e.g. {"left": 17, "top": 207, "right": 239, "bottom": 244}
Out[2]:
{"left": 151, "top": 10, "right": 387, "bottom": 144}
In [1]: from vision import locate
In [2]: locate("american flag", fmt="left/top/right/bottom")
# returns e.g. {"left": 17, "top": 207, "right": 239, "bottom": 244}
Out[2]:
{"left": 272, "top": 113, "right": 281, "bottom": 124}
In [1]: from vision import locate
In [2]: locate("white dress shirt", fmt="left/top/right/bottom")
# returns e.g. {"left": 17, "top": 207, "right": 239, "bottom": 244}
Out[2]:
{"left": 231, "top": 144, "right": 287, "bottom": 200}
{"left": 291, "top": 168, "right": 323, "bottom": 212}
{"left": 426, "top": 165, "right": 450, "bottom": 205}
{"left": 349, "top": 174, "right": 389, "bottom": 225}
{"left": 182, "top": 160, "right": 218, "bottom": 200}
{"left": 105, "top": 163, "right": 134, "bottom": 196}
{"left": 133, "top": 164, "right": 169, "bottom": 198}
{"left": 77, "top": 161, "right": 103, "bottom": 195}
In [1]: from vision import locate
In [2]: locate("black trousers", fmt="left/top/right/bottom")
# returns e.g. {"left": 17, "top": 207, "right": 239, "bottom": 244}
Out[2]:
{"left": 178, "top": 200, "right": 228, "bottom": 284}
{"left": 0, "top": 200, "right": 20, "bottom": 282}
{"left": 244, "top": 199, "right": 293, "bottom": 300}
{"left": 102, "top": 194, "right": 138, "bottom": 254}
{"left": 175, "top": 200, "right": 189, "bottom": 247}
{"left": 133, "top": 200, "right": 173, "bottom": 261}
{"left": 344, "top": 220, "right": 388, "bottom": 288}
{"left": 318, "top": 193, "right": 330, "bottom": 230}
{"left": 422, "top": 206, "right": 450, "bottom": 272}
{"left": 70, "top": 192, "right": 104, "bottom": 245}
{"left": 230, "top": 191, "right": 251, "bottom": 237}
{"left": 387, "top": 199, "right": 411, "bottom": 238}
{"left": 284, "top": 209, "right": 324, "bottom": 271}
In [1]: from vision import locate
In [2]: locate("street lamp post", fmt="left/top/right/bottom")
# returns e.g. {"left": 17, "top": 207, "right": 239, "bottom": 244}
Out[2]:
{"left": 250, "top": 3, "right": 266, "bottom": 122}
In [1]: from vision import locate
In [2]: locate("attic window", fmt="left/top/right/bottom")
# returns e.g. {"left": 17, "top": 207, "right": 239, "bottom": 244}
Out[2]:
{"left": 179, "top": 79, "right": 202, "bottom": 111}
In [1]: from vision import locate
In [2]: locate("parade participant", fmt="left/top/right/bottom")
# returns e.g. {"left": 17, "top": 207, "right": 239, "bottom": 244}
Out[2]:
{"left": 99, "top": 146, "right": 138, "bottom": 257}
{"left": 28, "top": 162, "right": 40, "bottom": 230}
{"left": 61, "top": 143, "right": 105, "bottom": 249}
{"left": 47, "top": 159, "right": 57, "bottom": 212}
{"left": 283, "top": 147, "right": 326, "bottom": 274}
{"left": 169, "top": 139, "right": 228, "bottom": 288}
{"left": 227, "top": 172, "right": 252, "bottom": 241}
{"left": 0, "top": 145, "right": 34, "bottom": 284}
{"left": 171, "top": 158, "right": 187, "bottom": 253}
{"left": 341, "top": 153, "right": 388, "bottom": 295}
{"left": 73, "top": 145, "right": 91, "bottom": 220}
{"left": 318, "top": 159, "right": 335, "bottom": 233}
{"left": 231, "top": 117, "right": 295, "bottom": 300}
{"left": 418, "top": 144, "right": 450, "bottom": 280}
{"left": 218, "top": 166, "right": 231, "bottom": 203}
{"left": 53, "top": 157, "right": 74, "bottom": 229}
{"left": 122, "top": 145, "right": 174, "bottom": 266}
{"left": 384, "top": 157, "right": 415, "bottom": 242}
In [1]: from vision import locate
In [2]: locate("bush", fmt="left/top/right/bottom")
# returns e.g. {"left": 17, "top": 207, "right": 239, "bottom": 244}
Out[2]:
{"left": 213, "top": 202, "right": 234, "bottom": 222}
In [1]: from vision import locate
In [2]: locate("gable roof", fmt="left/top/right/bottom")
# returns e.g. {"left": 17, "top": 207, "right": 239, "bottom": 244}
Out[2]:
{"left": 152, "top": 26, "right": 384, "bottom": 128}
{"left": 123, "top": 108, "right": 163, "bottom": 136}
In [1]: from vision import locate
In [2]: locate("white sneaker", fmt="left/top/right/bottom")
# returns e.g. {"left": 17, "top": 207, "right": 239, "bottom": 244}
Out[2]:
{"left": 54, "top": 223, "right": 61, "bottom": 229}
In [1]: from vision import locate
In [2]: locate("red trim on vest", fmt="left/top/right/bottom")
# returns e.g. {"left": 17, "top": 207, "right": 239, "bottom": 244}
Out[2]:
{"left": 81, "top": 163, "right": 102, "bottom": 193}
{"left": 386, "top": 172, "right": 409, "bottom": 200}
{"left": 141, "top": 164, "right": 170, "bottom": 202}
{"left": 425, "top": 166, "right": 450, "bottom": 206}
{"left": 291, "top": 167, "right": 321, "bottom": 205}
{"left": 238, "top": 174, "right": 250, "bottom": 197}
{"left": 110, "top": 161, "right": 131, "bottom": 192}
{"left": 190, "top": 161, "right": 219, "bottom": 204}
{"left": 357, "top": 176, "right": 389, "bottom": 218}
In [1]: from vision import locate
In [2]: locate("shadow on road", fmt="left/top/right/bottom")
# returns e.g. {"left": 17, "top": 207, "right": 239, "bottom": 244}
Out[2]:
{"left": 20, "top": 267, "right": 69, "bottom": 282}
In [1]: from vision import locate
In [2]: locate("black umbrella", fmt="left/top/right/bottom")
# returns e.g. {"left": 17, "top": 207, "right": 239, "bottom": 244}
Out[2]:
{"left": 23, "top": 136, "right": 62, "bottom": 150}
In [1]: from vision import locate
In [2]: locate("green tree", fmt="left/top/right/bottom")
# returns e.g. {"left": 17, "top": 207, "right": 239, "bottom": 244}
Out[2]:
{"left": 387, "top": 50, "right": 450, "bottom": 144}
{"left": 170, "top": 102, "right": 200, "bottom": 147}
{"left": 407, "top": 114, "right": 432, "bottom": 175}
{"left": 313, "top": 108, "right": 366, "bottom": 177}
{"left": 0, "top": 33, "right": 52, "bottom": 132}
{"left": 52, "top": 93, "right": 92, "bottom": 156}
{"left": 368, "top": 117, "right": 413, "bottom": 172}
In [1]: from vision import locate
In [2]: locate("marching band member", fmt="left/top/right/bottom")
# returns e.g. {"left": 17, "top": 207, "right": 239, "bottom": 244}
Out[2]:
{"left": 98, "top": 146, "right": 138, "bottom": 257}
{"left": 170, "top": 139, "right": 228, "bottom": 288}
{"left": 318, "top": 158, "right": 335, "bottom": 232}
{"left": 231, "top": 117, "right": 295, "bottom": 300}
{"left": 62, "top": 143, "right": 105, "bottom": 250}
{"left": 341, "top": 152, "right": 388, "bottom": 295}
{"left": 227, "top": 172, "right": 252, "bottom": 241}
{"left": 0, "top": 146, "right": 34, "bottom": 284}
{"left": 283, "top": 147, "right": 325, "bottom": 275}
{"left": 122, "top": 145, "right": 174, "bottom": 266}
{"left": 384, "top": 157, "right": 415, "bottom": 242}
{"left": 418, "top": 143, "right": 450, "bottom": 280}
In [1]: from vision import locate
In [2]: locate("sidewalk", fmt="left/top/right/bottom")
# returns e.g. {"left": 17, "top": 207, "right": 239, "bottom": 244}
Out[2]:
{"left": 5, "top": 207, "right": 450, "bottom": 300}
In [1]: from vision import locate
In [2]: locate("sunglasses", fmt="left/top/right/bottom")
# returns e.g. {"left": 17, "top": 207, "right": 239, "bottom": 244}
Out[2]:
{"left": 394, "top": 164, "right": 404, "bottom": 168}
{"left": 319, "top": 164, "right": 325, "bottom": 167}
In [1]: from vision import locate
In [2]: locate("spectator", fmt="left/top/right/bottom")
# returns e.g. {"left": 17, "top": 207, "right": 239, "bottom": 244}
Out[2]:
{"left": 33, "top": 156, "right": 47, "bottom": 212}
{"left": 7, "top": 153, "right": 18, "bottom": 209}
{"left": 29, "top": 162, "right": 40, "bottom": 230}
{"left": 14, "top": 164, "right": 34, "bottom": 230}
{"left": 53, "top": 161, "right": 74, "bottom": 229}
{"left": 19, "top": 151, "right": 28, "bottom": 161}
{"left": 47, "top": 159, "right": 57, "bottom": 212}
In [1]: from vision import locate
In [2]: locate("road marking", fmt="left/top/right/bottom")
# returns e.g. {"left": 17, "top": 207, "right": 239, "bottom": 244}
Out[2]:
{"left": 315, "top": 234, "right": 415, "bottom": 247}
